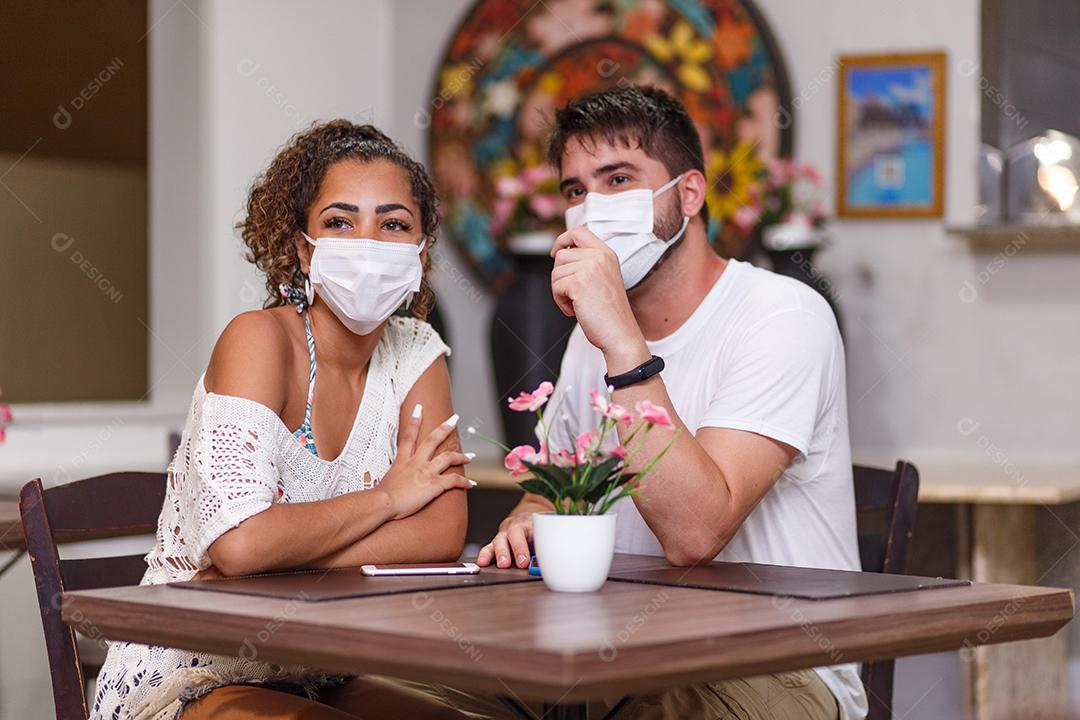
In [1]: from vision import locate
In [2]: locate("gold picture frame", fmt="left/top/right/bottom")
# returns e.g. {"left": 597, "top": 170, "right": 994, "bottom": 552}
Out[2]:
{"left": 836, "top": 51, "right": 946, "bottom": 218}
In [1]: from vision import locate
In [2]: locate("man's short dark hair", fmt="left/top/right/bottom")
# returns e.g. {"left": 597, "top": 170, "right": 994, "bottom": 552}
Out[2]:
{"left": 547, "top": 85, "right": 705, "bottom": 179}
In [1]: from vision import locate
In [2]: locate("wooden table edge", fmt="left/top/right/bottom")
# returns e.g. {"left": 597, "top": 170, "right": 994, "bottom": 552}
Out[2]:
{"left": 62, "top": 582, "right": 1075, "bottom": 702}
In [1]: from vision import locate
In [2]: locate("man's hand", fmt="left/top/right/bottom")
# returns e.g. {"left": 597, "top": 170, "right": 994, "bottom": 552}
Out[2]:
{"left": 477, "top": 495, "right": 552, "bottom": 569}
{"left": 551, "top": 227, "right": 649, "bottom": 372}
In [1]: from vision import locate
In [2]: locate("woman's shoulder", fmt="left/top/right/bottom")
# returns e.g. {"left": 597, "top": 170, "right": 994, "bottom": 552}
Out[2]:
{"left": 204, "top": 308, "right": 296, "bottom": 412}
{"left": 382, "top": 315, "right": 450, "bottom": 358}
{"left": 380, "top": 316, "right": 451, "bottom": 403}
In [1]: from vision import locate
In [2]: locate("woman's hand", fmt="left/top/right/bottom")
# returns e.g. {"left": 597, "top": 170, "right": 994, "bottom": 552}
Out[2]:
{"left": 377, "top": 405, "right": 475, "bottom": 520}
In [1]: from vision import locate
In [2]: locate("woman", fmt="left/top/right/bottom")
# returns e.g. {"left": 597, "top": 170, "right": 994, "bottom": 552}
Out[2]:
{"left": 91, "top": 121, "right": 472, "bottom": 720}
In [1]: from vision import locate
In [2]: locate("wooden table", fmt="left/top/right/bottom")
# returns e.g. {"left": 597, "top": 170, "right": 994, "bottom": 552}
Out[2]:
{"left": 63, "top": 554, "right": 1072, "bottom": 719}
{"left": 912, "top": 462, "right": 1080, "bottom": 719}
{"left": 470, "top": 460, "right": 1080, "bottom": 718}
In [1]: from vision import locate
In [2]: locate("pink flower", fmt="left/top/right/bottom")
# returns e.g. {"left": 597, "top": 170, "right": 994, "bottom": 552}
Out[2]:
{"left": 588, "top": 388, "right": 634, "bottom": 424}
{"left": 504, "top": 444, "right": 541, "bottom": 476}
{"left": 528, "top": 193, "right": 562, "bottom": 221}
{"left": 574, "top": 430, "right": 596, "bottom": 464}
{"left": 733, "top": 204, "right": 761, "bottom": 231}
{"left": 800, "top": 163, "right": 824, "bottom": 185}
{"left": 611, "top": 445, "right": 629, "bottom": 461}
{"left": 490, "top": 197, "right": 516, "bottom": 233}
{"left": 635, "top": 400, "right": 674, "bottom": 428}
{"left": 787, "top": 211, "right": 811, "bottom": 229}
{"left": 552, "top": 448, "right": 577, "bottom": 468}
{"left": 507, "top": 381, "right": 554, "bottom": 412}
{"left": 521, "top": 165, "right": 555, "bottom": 187}
{"left": 0, "top": 404, "right": 11, "bottom": 424}
{"left": 609, "top": 404, "right": 633, "bottom": 424}
{"left": 494, "top": 175, "right": 524, "bottom": 198}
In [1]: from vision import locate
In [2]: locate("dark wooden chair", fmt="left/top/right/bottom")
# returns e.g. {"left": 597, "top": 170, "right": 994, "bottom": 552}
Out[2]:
{"left": 20, "top": 472, "right": 167, "bottom": 720}
{"left": 853, "top": 461, "right": 920, "bottom": 720}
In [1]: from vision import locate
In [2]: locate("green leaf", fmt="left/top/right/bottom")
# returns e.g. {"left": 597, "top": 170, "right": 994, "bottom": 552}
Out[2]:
{"left": 524, "top": 462, "right": 574, "bottom": 492}
{"left": 517, "top": 478, "right": 558, "bottom": 503}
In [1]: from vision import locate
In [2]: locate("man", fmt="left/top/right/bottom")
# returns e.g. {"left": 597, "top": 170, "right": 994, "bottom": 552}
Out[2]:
{"left": 476, "top": 86, "right": 867, "bottom": 720}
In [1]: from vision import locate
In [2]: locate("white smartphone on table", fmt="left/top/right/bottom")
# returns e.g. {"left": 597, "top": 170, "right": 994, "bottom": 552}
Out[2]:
{"left": 360, "top": 562, "right": 480, "bottom": 577}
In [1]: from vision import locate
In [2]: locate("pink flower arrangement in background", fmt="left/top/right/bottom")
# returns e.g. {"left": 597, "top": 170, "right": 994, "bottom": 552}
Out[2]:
{"left": 0, "top": 387, "right": 11, "bottom": 445}
{"left": 490, "top": 164, "right": 564, "bottom": 238}
{"left": 731, "top": 157, "right": 828, "bottom": 236}
{"left": 471, "top": 382, "right": 680, "bottom": 515}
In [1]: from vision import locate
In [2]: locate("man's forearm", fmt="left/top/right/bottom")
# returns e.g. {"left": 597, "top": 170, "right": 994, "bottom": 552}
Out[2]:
{"left": 608, "top": 371, "right": 740, "bottom": 564}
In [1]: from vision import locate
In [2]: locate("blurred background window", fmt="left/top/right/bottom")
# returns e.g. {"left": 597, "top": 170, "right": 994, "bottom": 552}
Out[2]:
{"left": 980, "top": 0, "right": 1080, "bottom": 148}
{"left": 0, "top": 1, "right": 148, "bottom": 403}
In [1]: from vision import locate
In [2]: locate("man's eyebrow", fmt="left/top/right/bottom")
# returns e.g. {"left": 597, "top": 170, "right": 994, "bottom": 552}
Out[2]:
{"left": 559, "top": 162, "right": 642, "bottom": 192}
{"left": 374, "top": 202, "right": 415, "bottom": 216}
{"left": 594, "top": 161, "right": 639, "bottom": 177}
{"left": 319, "top": 201, "right": 359, "bottom": 214}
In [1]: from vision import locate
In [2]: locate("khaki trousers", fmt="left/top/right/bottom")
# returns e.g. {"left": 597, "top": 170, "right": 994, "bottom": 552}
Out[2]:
{"left": 390, "top": 669, "right": 839, "bottom": 720}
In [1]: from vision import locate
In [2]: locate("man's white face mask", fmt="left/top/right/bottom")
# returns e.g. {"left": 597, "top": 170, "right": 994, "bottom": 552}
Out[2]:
{"left": 564, "top": 173, "right": 689, "bottom": 290}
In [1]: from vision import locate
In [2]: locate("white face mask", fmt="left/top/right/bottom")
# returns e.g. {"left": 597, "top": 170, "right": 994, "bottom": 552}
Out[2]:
{"left": 304, "top": 233, "right": 426, "bottom": 335}
{"left": 564, "top": 173, "right": 689, "bottom": 289}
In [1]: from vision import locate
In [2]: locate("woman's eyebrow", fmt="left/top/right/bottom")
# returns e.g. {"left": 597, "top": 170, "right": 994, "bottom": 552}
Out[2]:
{"left": 375, "top": 202, "right": 414, "bottom": 217}
{"left": 319, "top": 201, "right": 359, "bottom": 214}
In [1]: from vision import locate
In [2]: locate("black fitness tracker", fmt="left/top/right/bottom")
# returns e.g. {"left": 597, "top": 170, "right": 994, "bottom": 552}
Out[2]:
{"left": 604, "top": 355, "right": 665, "bottom": 390}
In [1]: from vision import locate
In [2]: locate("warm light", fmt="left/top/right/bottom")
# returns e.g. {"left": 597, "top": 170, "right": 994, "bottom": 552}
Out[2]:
{"left": 1034, "top": 139, "right": 1074, "bottom": 165}
{"left": 1037, "top": 165, "right": 1079, "bottom": 211}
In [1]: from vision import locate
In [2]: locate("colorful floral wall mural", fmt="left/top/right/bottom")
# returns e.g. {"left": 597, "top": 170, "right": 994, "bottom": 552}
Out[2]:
{"left": 427, "top": 0, "right": 793, "bottom": 290}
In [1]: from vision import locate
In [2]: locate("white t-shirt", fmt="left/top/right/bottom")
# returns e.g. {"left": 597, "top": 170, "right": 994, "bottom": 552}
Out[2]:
{"left": 545, "top": 259, "right": 867, "bottom": 720}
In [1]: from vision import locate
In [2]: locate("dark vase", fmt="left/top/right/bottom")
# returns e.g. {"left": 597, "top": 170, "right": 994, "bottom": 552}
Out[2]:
{"left": 765, "top": 245, "right": 843, "bottom": 334}
{"left": 490, "top": 237, "right": 576, "bottom": 448}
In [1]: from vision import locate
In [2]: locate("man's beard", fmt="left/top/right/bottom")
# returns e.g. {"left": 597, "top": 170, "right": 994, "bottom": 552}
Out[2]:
{"left": 629, "top": 193, "right": 686, "bottom": 292}
{"left": 653, "top": 191, "right": 684, "bottom": 241}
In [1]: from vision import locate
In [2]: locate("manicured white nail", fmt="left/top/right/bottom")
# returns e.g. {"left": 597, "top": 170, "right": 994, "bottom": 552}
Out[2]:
{"left": 445, "top": 413, "right": 459, "bottom": 427}
{"left": 465, "top": 452, "right": 476, "bottom": 460}
{"left": 412, "top": 403, "right": 423, "bottom": 419}
{"left": 468, "top": 479, "right": 478, "bottom": 487}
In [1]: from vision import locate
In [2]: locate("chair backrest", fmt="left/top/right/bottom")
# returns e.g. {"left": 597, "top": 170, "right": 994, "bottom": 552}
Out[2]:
{"left": 20, "top": 472, "right": 167, "bottom": 720}
{"left": 853, "top": 460, "right": 920, "bottom": 720}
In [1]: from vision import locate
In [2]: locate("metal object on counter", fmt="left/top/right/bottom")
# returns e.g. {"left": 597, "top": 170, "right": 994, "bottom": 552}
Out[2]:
{"left": 1005, "top": 129, "right": 1080, "bottom": 224}
{"left": 977, "top": 143, "right": 1004, "bottom": 225}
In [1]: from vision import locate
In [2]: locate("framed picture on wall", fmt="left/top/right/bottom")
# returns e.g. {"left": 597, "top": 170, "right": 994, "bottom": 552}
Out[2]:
{"left": 836, "top": 51, "right": 946, "bottom": 218}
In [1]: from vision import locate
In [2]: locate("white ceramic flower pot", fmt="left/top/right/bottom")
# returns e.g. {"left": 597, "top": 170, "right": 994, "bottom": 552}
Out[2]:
{"left": 532, "top": 512, "right": 616, "bottom": 593}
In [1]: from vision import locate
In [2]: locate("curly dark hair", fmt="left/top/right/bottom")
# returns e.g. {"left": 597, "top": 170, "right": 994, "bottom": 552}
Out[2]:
{"left": 237, "top": 120, "right": 440, "bottom": 318}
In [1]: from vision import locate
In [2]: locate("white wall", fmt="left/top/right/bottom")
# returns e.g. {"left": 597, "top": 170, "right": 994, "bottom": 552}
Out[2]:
{"left": 762, "top": 1, "right": 1080, "bottom": 465}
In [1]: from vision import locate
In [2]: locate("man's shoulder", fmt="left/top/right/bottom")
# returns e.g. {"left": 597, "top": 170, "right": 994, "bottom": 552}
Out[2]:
{"left": 728, "top": 260, "right": 835, "bottom": 326}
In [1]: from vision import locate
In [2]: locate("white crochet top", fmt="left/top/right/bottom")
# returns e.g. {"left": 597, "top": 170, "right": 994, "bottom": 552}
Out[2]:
{"left": 90, "top": 317, "right": 450, "bottom": 720}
